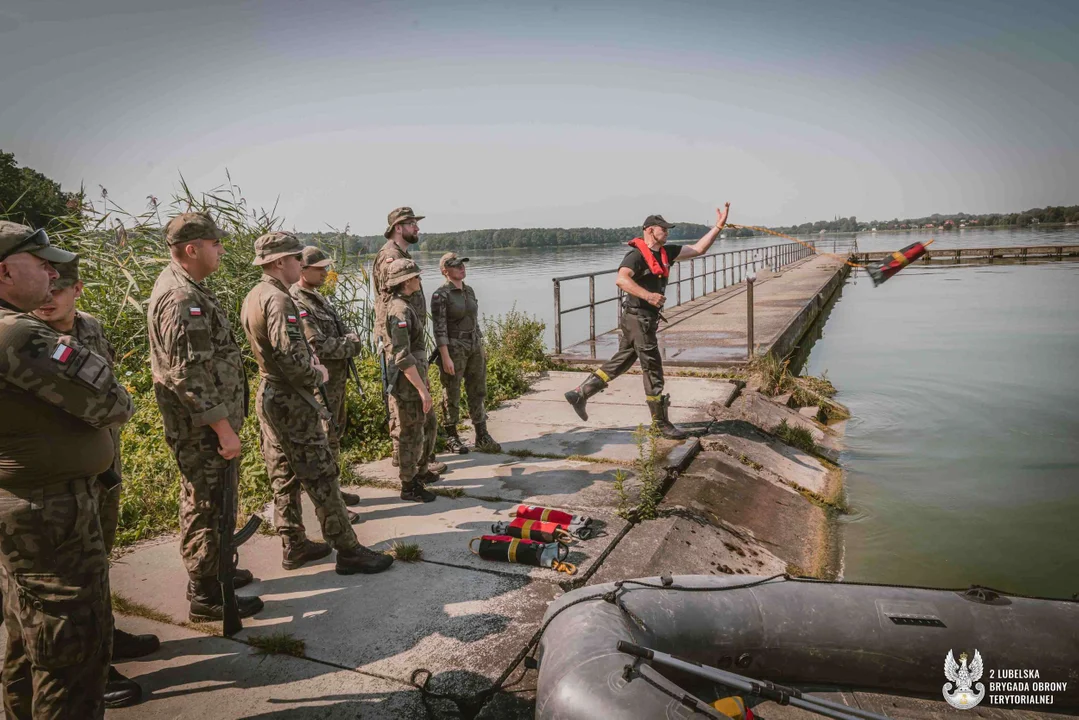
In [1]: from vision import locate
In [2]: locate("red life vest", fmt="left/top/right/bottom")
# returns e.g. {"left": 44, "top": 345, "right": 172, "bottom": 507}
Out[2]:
{"left": 628, "top": 237, "right": 670, "bottom": 278}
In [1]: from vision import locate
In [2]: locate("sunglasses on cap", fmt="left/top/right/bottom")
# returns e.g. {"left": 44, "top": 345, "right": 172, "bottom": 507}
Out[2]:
{"left": 0, "top": 229, "right": 49, "bottom": 261}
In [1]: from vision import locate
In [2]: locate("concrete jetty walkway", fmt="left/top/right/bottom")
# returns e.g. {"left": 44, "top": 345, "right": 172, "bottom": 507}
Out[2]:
{"left": 557, "top": 252, "right": 850, "bottom": 367}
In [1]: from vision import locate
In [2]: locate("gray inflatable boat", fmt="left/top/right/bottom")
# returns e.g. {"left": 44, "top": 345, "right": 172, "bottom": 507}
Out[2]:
{"left": 535, "top": 575, "right": 1079, "bottom": 718}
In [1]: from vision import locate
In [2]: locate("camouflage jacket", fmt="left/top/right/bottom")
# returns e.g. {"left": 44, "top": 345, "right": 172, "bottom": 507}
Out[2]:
{"left": 147, "top": 261, "right": 247, "bottom": 441}
{"left": 372, "top": 240, "right": 426, "bottom": 347}
{"left": 241, "top": 275, "right": 321, "bottom": 391}
{"left": 0, "top": 301, "right": 133, "bottom": 488}
{"left": 289, "top": 285, "right": 360, "bottom": 382}
{"left": 73, "top": 311, "right": 122, "bottom": 478}
{"left": 430, "top": 281, "right": 480, "bottom": 348}
{"left": 384, "top": 292, "right": 427, "bottom": 393}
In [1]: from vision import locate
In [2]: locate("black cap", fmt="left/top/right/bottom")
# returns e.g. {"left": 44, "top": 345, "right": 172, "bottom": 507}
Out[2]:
{"left": 643, "top": 215, "right": 676, "bottom": 230}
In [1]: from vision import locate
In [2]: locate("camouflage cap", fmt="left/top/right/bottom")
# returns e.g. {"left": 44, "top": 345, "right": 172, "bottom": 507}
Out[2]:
{"left": 385, "top": 258, "right": 421, "bottom": 288}
{"left": 253, "top": 232, "right": 305, "bottom": 266}
{"left": 301, "top": 245, "right": 333, "bottom": 268}
{"left": 643, "top": 214, "right": 676, "bottom": 230}
{"left": 163, "top": 211, "right": 227, "bottom": 245}
{"left": 439, "top": 252, "right": 469, "bottom": 272}
{"left": 52, "top": 257, "right": 82, "bottom": 290}
{"left": 0, "top": 221, "right": 77, "bottom": 263}
{"left": 384, "top": 206, "right": 425, "bottom": 239}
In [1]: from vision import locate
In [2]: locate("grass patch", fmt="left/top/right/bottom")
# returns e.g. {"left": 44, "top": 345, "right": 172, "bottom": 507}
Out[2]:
{"left": 748, "top": 355, "right": 849, "bottom": 421}
{"left": 632, "top": 423, "right": 664, "bottom": 521}
{"left": 390, "top": 541, "right": 424, "bottom": 562}
{"left": 429, "top": 486, "right": 465, "bottom": 499}
{"left": 613, "top": 469, "right": 632, "bottom": 518}
{"left": 738, "top": 454, "right": 763, "bottom": 471}
{"left": 772, "top": 419, "right": 817, "bottom": 454}
{"left": 111, "top": 592, "right": 173, "bottom": 625}
{"left": 504, "top": 447, "right": 631, "bottom": 466}
{"left": 246, "top": 630, "right": 307, "bottom": 658}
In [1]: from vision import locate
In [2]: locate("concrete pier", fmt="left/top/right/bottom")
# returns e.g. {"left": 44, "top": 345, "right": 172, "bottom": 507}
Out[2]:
{"left": 556, "top": 253, "right": 850, "bottom": 367}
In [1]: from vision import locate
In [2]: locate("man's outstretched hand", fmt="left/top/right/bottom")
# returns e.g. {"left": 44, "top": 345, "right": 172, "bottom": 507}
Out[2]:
{"left": 716, "top": 202, "right": 731, "bottom": 229}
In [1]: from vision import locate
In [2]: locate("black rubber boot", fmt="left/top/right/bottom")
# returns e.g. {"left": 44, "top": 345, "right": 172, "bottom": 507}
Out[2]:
{"left": 401, "top": 481, "right": 437, "bottom": 503}
{"left": 112, "top": 627, "right": 160, "bottom": 660}
{"left": 341, "top": 491, "right": 361, "bottom": 506}
{"left": 444, "top": 426, "right": 469, "bottom": 454}
{"left": 188, "top": 579, "right": 264, "bottom": 623}
{"left": 647, "top": 394, "right": 688, "bottom": 440}
{"left": 104, "top": 666, "right": 142, "bottom": 709}
{"left": 233, "top": 567, "right": 254, "bottom": 589}
{"left": 564, "top": 373, "right": 608, "bottom": 421}
{"left": 474, "top": 422, "right": 502, "bottom": 453}
{"left": 282, "top": 538, "right": 332, "bottom": 571}
{"left": 335, "top": 545, "right": 395, "bottom": 575}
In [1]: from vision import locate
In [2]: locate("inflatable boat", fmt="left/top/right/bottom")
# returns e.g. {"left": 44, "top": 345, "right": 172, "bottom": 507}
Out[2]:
{"left": 535, "top": 575, "right": 1079, "bottom": 718}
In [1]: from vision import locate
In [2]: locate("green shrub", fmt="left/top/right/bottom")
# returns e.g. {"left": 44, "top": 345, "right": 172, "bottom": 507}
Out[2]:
{"left": 772, "top": 419, "right": 817, "bottom": 454}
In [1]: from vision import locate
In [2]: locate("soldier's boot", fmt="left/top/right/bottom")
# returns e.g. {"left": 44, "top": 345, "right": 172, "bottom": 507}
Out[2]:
{"left": 188, "top": 579, "right": 264, "bottom": 623}
{"left": 282, "top": 538, "right": 333, "bottom": 571}
{"left": 341, "top": 491, "right": 361, "bottom": 506}
{"left": 335, "top": 544, "right": 395, "bottom": 575}
{"left": 474, "top": 422, "right": 502, "bottom": 453}
{"left": 427, "top": 457, "right": 448, "bottom": 475}
{"left": 105, "top": 666, "right": 142, "bottom": 709}
{"left": 444, "top": 426, "right": 470, "bottom": 454}
{"left": 647, "top": 394, "right": 688, "bottom": 440}
{"left": 348, "top": 510, "right": 362, "bottom": 524}
{"left": 415, "top": 470, "right": 441, "bottom": 485}
{"left": 564, "top": 373, "right": 608, "bottom": 421}
{"left": 234, "top": 567, "right": 254, "bottom": 589}
{"left": 112, "top": 627, "right": 160, "bottom": 660}
{"left": 401, "top": 480, "right": 437, "bottom": 503}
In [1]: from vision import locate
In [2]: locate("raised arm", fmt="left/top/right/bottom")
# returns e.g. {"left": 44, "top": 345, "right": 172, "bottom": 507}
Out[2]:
{"left": 676, "top": 203, "right": 731, "bottom": 261}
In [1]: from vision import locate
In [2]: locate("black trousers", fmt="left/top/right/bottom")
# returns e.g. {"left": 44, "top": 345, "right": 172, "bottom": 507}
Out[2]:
{"left": 597, "top": 309, "right": 664, "bottom": 399}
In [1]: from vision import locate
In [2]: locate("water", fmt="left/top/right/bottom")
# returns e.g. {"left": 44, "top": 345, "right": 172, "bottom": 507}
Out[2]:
{"left": 801, "top": 229, "right": 1079, "bottom": 599}
{"left": 403, "top": 226, "right": 1079, "bottom": 351}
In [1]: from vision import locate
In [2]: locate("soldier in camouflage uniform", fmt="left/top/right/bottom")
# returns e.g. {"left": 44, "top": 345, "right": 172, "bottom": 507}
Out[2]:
{"left": 0, "top": 222, "right": 133, "bottom": 719}
{"left": 383, "top": 259, "right": 440, "bottom": 502}
{"left": 371, "top": 207, "right": 446, "bottom": 477}
{"left": 147, "top": 212, "right": 264, "bottom": 622}
{"left": 32, "top": 257, "right": 158, "bottom": 708}
{"left": 431, "top": 253, "right": 501, "bottom": 453}
{"left": 242, "top": 232, "right": 392, "bottom": 574}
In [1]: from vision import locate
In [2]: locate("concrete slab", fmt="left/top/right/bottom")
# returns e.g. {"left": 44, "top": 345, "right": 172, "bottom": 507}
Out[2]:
{"left": 715, "top": 390, "right": 843, "bottom": 463}
{"left": 111, "top": 535, "right": 561, "bottom": 692}
{"left": 353, "top": 452, "right": 641, "bottom": 513}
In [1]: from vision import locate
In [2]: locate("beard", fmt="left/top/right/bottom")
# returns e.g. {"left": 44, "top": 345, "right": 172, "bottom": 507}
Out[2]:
{"left": 403, "top": 228, "right": 420, "bottom": 245}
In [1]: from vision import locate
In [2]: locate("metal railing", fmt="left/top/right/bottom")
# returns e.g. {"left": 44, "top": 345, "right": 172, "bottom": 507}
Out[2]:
{"left": 551, "top": 241, "right": 815, "bottom": 354}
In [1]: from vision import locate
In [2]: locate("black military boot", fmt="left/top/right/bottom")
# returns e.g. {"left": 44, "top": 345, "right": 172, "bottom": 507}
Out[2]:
{"left": 415, "top": 469, "right": 441, "bottom": 485}
{"left": 282, "top": 538, "right": 333, "bottom": 571}
{"left": 104, "top": 666, "right": 142, "bottom": 709}
{"left": 188, "top": 579, "right": 264, "bottom": 623}
{"left": 233, "top": 567, "right": 254, "bottom": 589}
{"left": 112, "top": 627, "right": 160, "bottom": 660}
{"left": 348, "top": 510, "right": 362, "bottom": 524}
{"left": 444, "top": 426, "right": 469, "bottom": 454}
{"left": 564, "top": 373, "right": 608, "bottom": 421}
{"left": 401, "top": 481, "right": 437, "bottom": 503}
{"left": 341, "top": 491, "right": 361, "bottom": 506}
{"left": 647, "top": 394, "right": 688, "bottom": 440}
{"left": 335, "top": 544, "right": 395, "bottom": 575}
{"left": 474, "top": 422, "right": 502, "bottom": 453}
{"left": 427, "top": 457, "right": 448, "bottom": 474}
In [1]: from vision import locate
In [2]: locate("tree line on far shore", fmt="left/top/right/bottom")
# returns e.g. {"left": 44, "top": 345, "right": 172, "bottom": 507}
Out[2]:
{"left": 772, "top": 206, "right": 1079, "bottom": 236}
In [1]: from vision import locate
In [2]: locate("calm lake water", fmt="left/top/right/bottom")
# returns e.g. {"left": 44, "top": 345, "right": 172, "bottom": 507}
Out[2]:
{"left": 400, "top": 226, "right": 1078, "bottom": 598}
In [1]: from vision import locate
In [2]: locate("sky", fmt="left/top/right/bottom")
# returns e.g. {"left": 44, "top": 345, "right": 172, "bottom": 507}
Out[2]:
{"left": 1, "top": 0, "right": 1076, "bottom": 234}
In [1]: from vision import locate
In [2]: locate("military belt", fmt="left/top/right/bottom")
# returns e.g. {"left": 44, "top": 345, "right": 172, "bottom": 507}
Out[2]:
{"left": 448, "top": 329, "right": 477, "bottom": 339}
{"left": 0, "top": 477, "right": 95, "bottom": 509}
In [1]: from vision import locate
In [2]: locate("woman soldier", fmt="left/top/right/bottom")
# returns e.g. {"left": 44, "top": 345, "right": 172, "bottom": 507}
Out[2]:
{"left": 430, "top": 252, "right": 500, "bottom": 454}
{"left": 383, "top": 258, "right": 440, "bottom": 502}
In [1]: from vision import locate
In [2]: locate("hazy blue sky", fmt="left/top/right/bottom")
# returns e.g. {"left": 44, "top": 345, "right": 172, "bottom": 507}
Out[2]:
{"left": 1, "top": 0, "right": 1076, "bottom": 233}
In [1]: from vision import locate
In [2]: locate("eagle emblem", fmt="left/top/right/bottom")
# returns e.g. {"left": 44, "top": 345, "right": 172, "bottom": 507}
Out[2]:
{"left": 943, "top": 649, "right": 985, "bottom": 710}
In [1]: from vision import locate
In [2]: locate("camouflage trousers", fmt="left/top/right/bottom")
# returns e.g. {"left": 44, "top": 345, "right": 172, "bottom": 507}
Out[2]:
{"left": 389, "top": 364, "right": 437, "bottom": 487}
{"left": 438, "top": 339, "right": 488, "bottom": 426}
{"left": 323, "top": 367, "right": 349, "bottom": 459}
{"left": 256, "top": 380, "right": 359, "bottom": 551}
{"left": 0, "top": 478, "right": 112, "bottom": 720}
{"left": 166, "top": 429, "right": 234, "bottom": 582}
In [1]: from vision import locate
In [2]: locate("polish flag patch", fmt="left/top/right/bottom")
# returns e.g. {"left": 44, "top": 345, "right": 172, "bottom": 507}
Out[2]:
{"left": 52, "top": 343, "right": 74, "bottom": 364}
{"left": 397, "top": 321, "right": 408, "bottom": 328}
{"left": 189, "top": 307, "right": 202, "bottom": 316}
{"left": 287, "top": 315, "right": 298, "bottom": 323}
{"left": 299, "top": 310, "right": 308, "bottom": 318}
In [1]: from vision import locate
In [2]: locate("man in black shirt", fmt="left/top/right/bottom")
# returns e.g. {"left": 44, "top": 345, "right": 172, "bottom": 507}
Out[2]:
{"left": 565, "top": 204, "right": 730, "bottom": 439}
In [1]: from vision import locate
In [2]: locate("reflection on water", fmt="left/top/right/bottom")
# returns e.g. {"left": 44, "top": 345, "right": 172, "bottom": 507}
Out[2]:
{"left": 802, "top": 256, "right": 1079, "bottom": 598}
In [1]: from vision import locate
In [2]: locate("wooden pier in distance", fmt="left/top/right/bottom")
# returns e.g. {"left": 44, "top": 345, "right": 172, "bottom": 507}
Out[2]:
{"left": 855, "top": 244, "right": 1079, "bottom": 263}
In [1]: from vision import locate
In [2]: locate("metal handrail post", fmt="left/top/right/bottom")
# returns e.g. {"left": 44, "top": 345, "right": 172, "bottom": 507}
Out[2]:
{"left": 675, "top": 263, "right": 681, "bottom": 306}
{"left": 746, "top": 275, "right": 755, "bottom": 360}
{"left": 588, "top": 275, "right": 596, "bottom": 343}
{"left": 553, "top": 279, "right": 562, "bottom": 354}
{"left": 690, "top": 258, "right": 696, "bottom": 301}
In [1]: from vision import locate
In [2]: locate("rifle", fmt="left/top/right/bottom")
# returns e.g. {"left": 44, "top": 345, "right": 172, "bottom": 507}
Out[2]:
{"left": 376, "top": 339, "right": 391, "bottom": 423}
{"left": 220, "top": 458, "right": 263, "bottom": 637}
